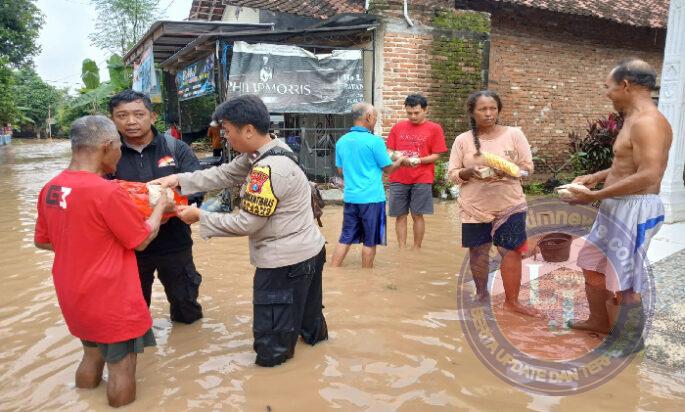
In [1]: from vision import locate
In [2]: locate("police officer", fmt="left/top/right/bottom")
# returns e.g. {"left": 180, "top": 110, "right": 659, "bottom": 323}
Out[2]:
{"left": 109, "top": 90, "right": 204, "bottom": 324}
{"left": 153, "top": 95, "right": 328, "bottom": 367}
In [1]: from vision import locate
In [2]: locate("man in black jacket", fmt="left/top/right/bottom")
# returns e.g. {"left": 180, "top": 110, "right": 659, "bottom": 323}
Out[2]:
{"left": 109, "top": 90, "right": 203, "bottom": 324}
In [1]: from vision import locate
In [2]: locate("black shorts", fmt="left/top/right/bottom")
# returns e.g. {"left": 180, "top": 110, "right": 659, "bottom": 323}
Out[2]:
{"left": 462, "top": 212, "right": 527, "bottom": 251}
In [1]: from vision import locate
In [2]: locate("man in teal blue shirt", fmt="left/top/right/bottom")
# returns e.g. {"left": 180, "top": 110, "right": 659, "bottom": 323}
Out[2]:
{"left": 331, "top": 103, "right": 403, "bottom": 268}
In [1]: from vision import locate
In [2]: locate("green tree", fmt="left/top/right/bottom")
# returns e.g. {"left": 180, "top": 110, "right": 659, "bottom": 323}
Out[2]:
{"left": 81, "top": 59, "right": 101, "bottom": 90}
{"left": 0, "top": 0, "right": 45, "bottom": 123}
{"left": 0, "top": 0, "right": 44, "bottom": 66}
{"left": 88, "top": 0, "right": 161, "bottom": 56}
{"left": 0, "top": 58, "right": 18, "bottom": 124}
{"left": 68, "top": 54, "right": 132, "bottom": 114}
{"left": 56, "top": 96, "right": 91, "bottom": 136}
{"left": 59, "top": 53, "right": 133, "bottom": 135}
{"left": 12, "top": 67, "right": 65, "bottom": 135}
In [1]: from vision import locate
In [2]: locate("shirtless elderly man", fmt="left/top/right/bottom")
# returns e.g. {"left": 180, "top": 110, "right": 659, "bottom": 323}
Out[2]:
{"left": 565, "top": 59, "right": 672, "bottom": 357}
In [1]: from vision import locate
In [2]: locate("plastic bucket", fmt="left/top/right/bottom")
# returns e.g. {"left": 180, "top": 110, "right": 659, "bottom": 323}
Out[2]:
{"left": 538, "top": 233, "right": 573, "bottom": 262}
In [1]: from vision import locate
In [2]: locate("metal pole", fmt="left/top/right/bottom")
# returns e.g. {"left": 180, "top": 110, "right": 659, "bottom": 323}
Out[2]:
{"left": 302, "top": 126, "right": 308, "bottom": 179}
{"left": 371, "top": 29, "right": 376, "bottom": 106}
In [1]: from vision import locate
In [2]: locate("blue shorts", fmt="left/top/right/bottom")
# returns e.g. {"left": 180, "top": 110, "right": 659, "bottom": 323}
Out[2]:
{"left": 339, "top": 202, "right": 387, "bottom": 247}
{"left": 462, "top": 212, "right": 527, "bottom": 251}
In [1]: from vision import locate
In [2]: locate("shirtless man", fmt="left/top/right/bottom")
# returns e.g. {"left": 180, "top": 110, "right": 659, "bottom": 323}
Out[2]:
{"left": 565, "top": 59, "right": 672, "bottom": 357}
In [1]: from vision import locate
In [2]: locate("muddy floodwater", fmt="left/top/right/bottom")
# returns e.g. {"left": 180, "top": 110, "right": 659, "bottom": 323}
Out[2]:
{"left": 1, "top": 140, "right": 684, "bottom": 411}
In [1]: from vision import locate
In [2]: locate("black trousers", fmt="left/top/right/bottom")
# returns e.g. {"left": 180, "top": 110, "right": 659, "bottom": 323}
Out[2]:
{"left": 252, "top": 246, "right": 328, "bottom": 367}
{"left": 136, "top": 248, "right": 203, "bottom": 324}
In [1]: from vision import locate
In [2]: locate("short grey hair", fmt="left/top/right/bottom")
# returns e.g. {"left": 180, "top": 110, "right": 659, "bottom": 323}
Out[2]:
{"left": 351, "top": 102, "right": 374, "bottom": 121}
{"left": 611, "top": 58, "right": 658, "bottom": 91}
{"left": 70, "top": 115, "right": 119, "bottom": 150}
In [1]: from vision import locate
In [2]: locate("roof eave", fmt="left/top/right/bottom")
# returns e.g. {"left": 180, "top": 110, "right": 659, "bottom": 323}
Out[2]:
{"left": 159, "top": 21, "right": 378, "bottom": 71}
{"left": 123, "top": 20, "right": 275, "bottom": 65}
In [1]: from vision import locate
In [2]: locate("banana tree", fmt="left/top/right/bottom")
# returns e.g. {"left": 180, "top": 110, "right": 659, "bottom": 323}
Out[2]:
{"left": 14, "top": 106, "right": 36, "bottom": 128}
{"left": 69, "top": 54, "right": 131, "bottom": 114}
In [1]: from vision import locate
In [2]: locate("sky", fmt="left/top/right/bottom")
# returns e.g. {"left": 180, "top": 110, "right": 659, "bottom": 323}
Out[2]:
{"left": 34, "top": 0, "right": 193, "bottom": 91}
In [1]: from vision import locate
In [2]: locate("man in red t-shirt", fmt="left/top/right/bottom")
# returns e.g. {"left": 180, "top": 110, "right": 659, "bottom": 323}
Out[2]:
{"left": 169, "top": 122, "right": 181, "bottom": 139}
{"left": 386, "top": 94, "right": 448, "bottom": 249}
{"left": 34, "top": 115, "right": 169, "bottom": 408}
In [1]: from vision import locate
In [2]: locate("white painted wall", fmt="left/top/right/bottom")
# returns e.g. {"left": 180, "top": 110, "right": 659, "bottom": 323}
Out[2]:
{"left": 659, "top": 0, "right": 685, "bottom": 223}
{"left": 222, "top": 5, "right": 260, "bottom": 23}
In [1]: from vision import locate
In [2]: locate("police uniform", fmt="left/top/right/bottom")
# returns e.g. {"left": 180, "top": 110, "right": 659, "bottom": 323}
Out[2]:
{"left": 113, "top": 127, "right": 204, "bottom": 324}
{"left": 177, "top": 138, "right": 328, "bottom": 367}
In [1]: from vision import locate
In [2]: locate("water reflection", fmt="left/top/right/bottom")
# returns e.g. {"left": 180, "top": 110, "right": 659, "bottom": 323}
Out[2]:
{"left": 0, "top": 140, "right": 683, "bottom": 411}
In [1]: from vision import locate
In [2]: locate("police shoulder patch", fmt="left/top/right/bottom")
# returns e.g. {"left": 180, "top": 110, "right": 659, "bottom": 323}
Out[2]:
{"left": 242, "top": 165, "right": 278, "bottom": 217}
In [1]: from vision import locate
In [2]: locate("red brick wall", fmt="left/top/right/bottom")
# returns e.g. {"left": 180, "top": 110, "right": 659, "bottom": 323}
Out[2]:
{"left": 375, "top": 3, "right": 667, "bottom": 167}
{"left": 380, "top": 31, "right": 436, "bottom": 136}
{"left": 487, "top": 8, "right": 666, "bottom": 167}
{"left": 376, "top": 2, "right": 487, "bottom": 142}
{"left": 379, "top": 28, "right": 486, "bottom": 144}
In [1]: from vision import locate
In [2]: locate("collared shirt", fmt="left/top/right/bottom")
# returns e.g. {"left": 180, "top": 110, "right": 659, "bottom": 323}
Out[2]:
{"left": 177, "top": 138, "right": 325, "bottom": 269}
{"left": 335, "top": 126, "right": 392, "bottom": 203}
{"left": 112, "top": 127, "right": 202, "bottom": 256}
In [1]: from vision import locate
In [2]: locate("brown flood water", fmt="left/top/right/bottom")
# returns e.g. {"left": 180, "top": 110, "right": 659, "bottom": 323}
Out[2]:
{"left": 1, "top": 140, "right": 683, "bottom": 411}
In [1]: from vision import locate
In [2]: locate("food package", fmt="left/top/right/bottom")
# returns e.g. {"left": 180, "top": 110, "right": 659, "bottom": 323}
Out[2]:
{"left": 555, "top": 182, "right": 587, "bottom": 200}
{"left": 390, "top": 151, "right": 403, "bottom": 161}
{"left": 481, "top": 151, "right": 528, "bottom": 177}
{"left": 474, "top": 166, "right": 495, "bottom": 179}
{"left": 114, "top": 180, "right": 187, "bottom": 219}
{"left": 147, "top": 183, "right": 175, "bottom": 207}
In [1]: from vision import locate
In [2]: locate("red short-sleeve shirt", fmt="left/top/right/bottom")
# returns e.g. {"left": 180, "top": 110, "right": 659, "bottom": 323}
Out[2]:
{"left": 386, "top": 120, "right": 448, "bottom": 184}
{"left": 35, "top": 170, "right": 152, "bottom": 343}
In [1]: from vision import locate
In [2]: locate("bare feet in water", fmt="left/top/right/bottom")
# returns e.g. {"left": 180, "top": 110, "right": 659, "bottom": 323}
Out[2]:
{"left": 503, "top": 300, "right": 543, "bottom": 318}
{"left": 567, "top": 318, "right": 609, "bottom": 334}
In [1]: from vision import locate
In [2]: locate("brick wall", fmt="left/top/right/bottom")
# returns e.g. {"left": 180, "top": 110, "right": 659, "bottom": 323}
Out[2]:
{"left": 376, "top": 2, "right": 666, "bottom": 167}
{"left": 487, "top": 8, "right": 666, "bottom": 167}
{"left": 380, "top": 30, "right": 436, "bottom": 133}
{"left": 380, "top": 29, "right": 487, "bottom": 145}
{"left": 377, "top": 6, "right": 489, "bottom": 146}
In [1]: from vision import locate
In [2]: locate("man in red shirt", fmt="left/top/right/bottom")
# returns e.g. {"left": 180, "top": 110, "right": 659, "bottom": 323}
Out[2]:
{"left": 386, "top": 94, "right": 448, "bottom": 249}
{"left": 169, "top": 122, "right": 181, "bottom": 139}
{"left": 34, "top": 115, "right": 168, "bottom": 407}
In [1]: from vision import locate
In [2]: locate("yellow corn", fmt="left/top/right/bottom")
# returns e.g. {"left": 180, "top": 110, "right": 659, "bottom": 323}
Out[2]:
{"left": 481, "top": 151, "right": 521, "bottom": 177}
